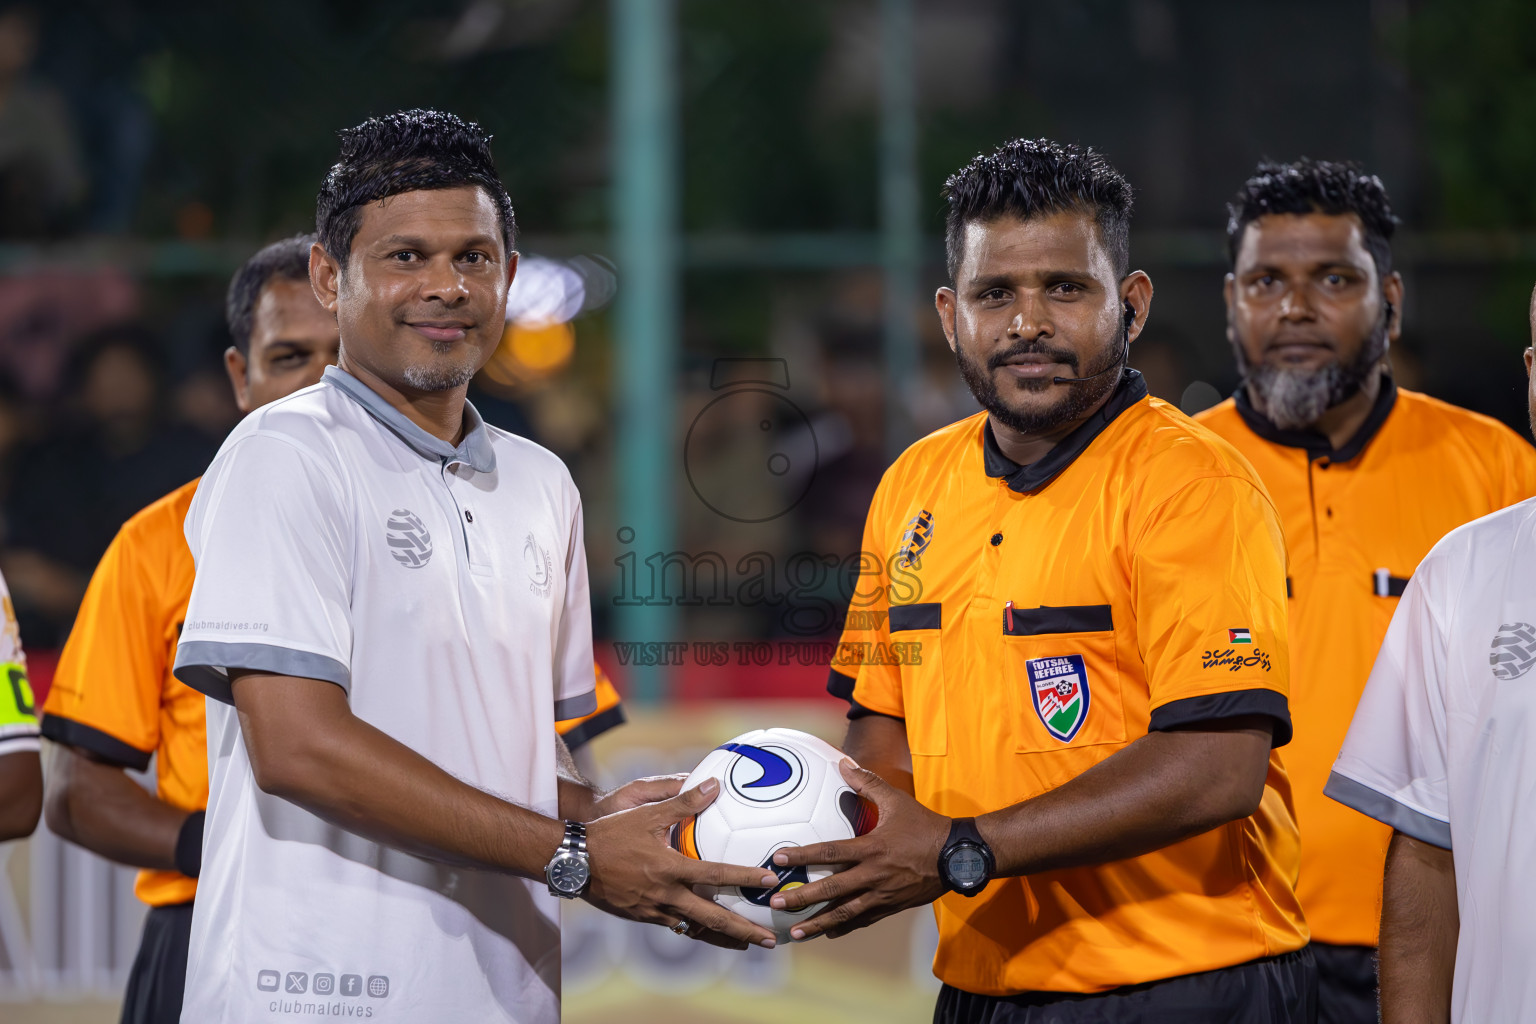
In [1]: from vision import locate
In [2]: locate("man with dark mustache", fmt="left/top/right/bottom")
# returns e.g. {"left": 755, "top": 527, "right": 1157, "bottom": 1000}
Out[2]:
{"left": 783, "top": 138, "right": 1313, "bottom": 1022}
{"left": 1196, "top": 159, "right": 1536, "bottom": 1024}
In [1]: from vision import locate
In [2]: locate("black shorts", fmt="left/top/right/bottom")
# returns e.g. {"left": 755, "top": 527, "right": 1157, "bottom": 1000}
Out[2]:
{"left": 933, "top": 946, "right": 1317, "bottom": 1024}
{"left": 120, "top": 901, "right": 194, "bottom": 1024}
{"left": 1311, "top": 942, "right": 1376, "bottom": 1024}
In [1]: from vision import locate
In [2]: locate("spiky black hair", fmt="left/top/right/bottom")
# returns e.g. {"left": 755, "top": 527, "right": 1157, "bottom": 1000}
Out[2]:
{"left": 225, "top": 234, "right": 315, "bottom": 354}
{"left": 1226, "top": 158, "right": 1398, "bottom": 274}
{"left": 315, "top": 108, "right": 516, "bottom": 264}
{"left": 942, "top": 138, "right": 1134, "bottom": 282}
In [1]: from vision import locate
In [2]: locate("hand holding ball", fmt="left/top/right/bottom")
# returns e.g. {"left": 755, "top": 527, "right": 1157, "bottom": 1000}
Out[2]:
{"left": 670, "top": 727, "right": 878, "bottom": 944}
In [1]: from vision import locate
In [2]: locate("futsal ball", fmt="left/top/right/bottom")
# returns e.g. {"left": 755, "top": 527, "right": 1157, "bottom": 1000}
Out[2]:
{"left": 671, "top": 727, "right": 878, "bottom": 943}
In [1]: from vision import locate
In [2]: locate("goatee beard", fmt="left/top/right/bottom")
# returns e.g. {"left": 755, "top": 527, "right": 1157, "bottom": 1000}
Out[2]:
{"left": 401, "top": 341, "right": 478, "bottom": 392}
{"left": 955, "top": 337, "right": 1124, "bottom": 436}
{"left": 1236, "top": 317, "right": 1389, "bottom": 431}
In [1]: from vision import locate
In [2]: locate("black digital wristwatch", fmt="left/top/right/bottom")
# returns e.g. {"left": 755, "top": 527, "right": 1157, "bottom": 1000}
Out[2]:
{"left": 937, "top": 817, "right": 996, "bottom": 897}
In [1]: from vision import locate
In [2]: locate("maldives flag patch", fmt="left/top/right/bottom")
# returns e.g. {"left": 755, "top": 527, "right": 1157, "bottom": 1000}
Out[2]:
{"left": 1027, "top": 655, "right": 1089, "bottom": 743}
{"left": 1229, "top": 628, "right": 1252, "bottom": 644}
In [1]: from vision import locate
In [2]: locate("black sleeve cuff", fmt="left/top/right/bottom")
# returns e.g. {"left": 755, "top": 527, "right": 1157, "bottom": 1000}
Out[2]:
{"left": 846, "top": 700, "right": 904, "bottom": 723}
{"left": 1148, "top": 689, "right": 1292, "bottom": 748}
{"left": 827, "top": 668, "right": 904, "bottom": 723}
{"left": 558, "top": 704, "right": 627, "bottom": 752}
{"left": 40, "top": 714, "right": 152, "bottom": 772}
{"left": 174, "top": 810, "right": 205, "bottom": 879}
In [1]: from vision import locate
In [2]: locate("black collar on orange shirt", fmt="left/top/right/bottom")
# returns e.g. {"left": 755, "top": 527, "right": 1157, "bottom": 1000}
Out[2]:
{"left": 1232, "top": 371, "right": 1398, "bottom": 465}
{"left": 982, "top": 368, "right": 1149, "bottom": 494}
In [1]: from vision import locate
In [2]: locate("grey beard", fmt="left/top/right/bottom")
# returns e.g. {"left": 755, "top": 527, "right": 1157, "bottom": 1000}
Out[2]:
{"left": 1236, "top": 318, "right": 1389, "bottom": 431}
{"left": 401, "top": 342, "right": 478, "bottom": 392}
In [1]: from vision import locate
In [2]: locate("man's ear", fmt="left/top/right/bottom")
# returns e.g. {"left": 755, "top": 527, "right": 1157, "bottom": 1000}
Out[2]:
{"left": 1118, "top": 270, "right": 1154, "bottom": 345}
{"left": 1383, "top": 271, "right": 1405, "bottom": 341}
{"left": 310, "top": 242, "right": 341, "bottom": 314}
{"left": 224, "top": 345, "right": 253, "bottom": 416}
{"left": 935, "top": 287, "right": 959, "bottom": 353}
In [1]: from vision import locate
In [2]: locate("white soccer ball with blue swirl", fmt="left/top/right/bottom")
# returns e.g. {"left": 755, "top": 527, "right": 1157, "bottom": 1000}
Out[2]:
{"left": 671, "top": 727, "right": 877, "bottom": 944}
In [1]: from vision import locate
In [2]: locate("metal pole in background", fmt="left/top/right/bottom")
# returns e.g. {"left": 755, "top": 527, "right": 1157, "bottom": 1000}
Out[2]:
{"left": 612, "top": 0, "right": 678, "bottom": 704}
{"left": 880, "top": 0, "right": 919, "bottom": 461}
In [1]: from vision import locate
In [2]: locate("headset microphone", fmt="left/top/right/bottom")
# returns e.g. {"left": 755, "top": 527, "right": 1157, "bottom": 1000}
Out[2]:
{"left": 1052, "top": 302, "right": 1136, "bottom": 385}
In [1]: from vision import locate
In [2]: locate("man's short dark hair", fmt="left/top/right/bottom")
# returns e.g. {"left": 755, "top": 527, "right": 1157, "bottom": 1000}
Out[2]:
{"left": 1226, "top": 159, "right": 1399, "bottom": 276}
{"left": 225, "top": 234, "right": 316, "bottom": 354}
{"left": 943, "top": 138, "right": 1134, "bottom": 283}
{"left": 315, "top": 108, "right": 516, "bottom": 267}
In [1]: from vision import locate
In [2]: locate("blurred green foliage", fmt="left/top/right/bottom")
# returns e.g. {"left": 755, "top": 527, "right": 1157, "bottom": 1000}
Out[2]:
{"left": 1412, "top": 0, "right": 1536, "bottom": 229}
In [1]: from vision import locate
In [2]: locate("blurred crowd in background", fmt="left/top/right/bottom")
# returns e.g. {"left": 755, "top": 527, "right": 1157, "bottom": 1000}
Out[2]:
{"left": 0, "top": 0, "right": 1532, "bottom": 656}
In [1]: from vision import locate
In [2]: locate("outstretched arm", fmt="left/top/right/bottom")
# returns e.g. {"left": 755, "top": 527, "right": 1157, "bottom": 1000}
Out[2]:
{"left": 1379, "top": 831, "right": 1456, "bottom": 1024}
{"left": 773, "top": 714, "right": 1273, "bottom": 939}
{"left": 980, "top": 715, "right": 1272, "bottom": 875}
{"left": 231, "top": 670, "right": 780, "bottom": 946}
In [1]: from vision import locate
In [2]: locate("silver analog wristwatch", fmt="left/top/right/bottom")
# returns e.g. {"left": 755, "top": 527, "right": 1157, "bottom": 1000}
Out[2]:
{"left": 545, "top": 820, "right": 591, "bottom": 899}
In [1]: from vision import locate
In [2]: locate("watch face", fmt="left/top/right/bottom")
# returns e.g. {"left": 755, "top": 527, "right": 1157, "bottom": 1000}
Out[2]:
{"left": 946, "top": 845, "right": 987, "bottom": 889}
{"left": 549, "top": 853, "right": 590, "bottom": 893}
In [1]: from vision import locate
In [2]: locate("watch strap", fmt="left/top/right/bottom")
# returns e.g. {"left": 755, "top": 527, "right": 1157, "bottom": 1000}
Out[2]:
{"left": 546, "top": 820, "right": 591, "bottom": 899}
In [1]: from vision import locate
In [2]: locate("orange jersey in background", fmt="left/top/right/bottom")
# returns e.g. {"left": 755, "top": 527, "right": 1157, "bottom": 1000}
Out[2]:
{"left": 43, "top": 479, "right": 204, "bottom": 907}
{"left": 1197, "top": 379, "right": 1536, "bottom": 946}
{"left": 832, "top": 374, "right": 1308, "bottom": 996}
{"left": 43, "top": 477, "right": 625, "bottom": 909}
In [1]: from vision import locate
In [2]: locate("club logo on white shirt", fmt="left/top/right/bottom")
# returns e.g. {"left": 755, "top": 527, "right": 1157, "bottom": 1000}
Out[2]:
{"left": 385, "top": 509, "right": 433, "bottom": 568}
{"left": 525, "top": 532, "right": 553, "bottom": 596}
{"left": 1490, "top": 622, "right": 1536, "bottom": 680}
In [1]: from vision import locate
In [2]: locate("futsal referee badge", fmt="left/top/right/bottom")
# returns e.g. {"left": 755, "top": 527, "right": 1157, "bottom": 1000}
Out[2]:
{"left": 1027, "top": 655, "right": 1089, "bottom": 742}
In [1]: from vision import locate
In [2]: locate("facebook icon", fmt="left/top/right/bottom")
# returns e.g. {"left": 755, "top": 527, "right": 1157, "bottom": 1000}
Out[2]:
{"left": 340, "top": 975, "right": 363, "bottom": 998}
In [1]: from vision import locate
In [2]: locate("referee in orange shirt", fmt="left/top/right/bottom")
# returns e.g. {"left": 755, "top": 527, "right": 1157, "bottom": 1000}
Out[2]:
{"left": 41, "top": 235, "right": 626, "bottom": 1023}
{"left": 775, "top": 139, "right": 1314, "bottom": 1021}
{"left": 1195, "top": 159, "right": 1536, "bottom": 1023}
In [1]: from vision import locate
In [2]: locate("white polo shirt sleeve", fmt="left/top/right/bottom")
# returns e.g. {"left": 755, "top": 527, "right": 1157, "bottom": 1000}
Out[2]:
{"left": 553, "top": 496, "right": 597, "bottom": 720}
{"left": 1324, "top": 554, "right": 1454, "bottom": 849}
{"left": 175, "top": 432, "right": 353, "bottom": 703}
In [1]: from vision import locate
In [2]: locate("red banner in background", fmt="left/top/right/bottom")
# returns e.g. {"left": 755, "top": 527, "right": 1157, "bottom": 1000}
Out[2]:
{"left": 24, "top": 649, "right": 58, "bottom": 708}
{"left": 28, "top": 642, "right": 841, "bottom": 706}
{"left": 598, "top": 640, "right": 846, "bottom": 702}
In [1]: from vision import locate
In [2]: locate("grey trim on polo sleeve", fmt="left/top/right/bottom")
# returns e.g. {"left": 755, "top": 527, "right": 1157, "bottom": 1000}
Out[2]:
{"left": 173, "top": 641, "right": 351, "bottom": 706}
{"left": 1325, "top": 771, "right": 1452, "bottom": 850}
{"left": 554, "top": 691, "right": 598, "bottom": 720}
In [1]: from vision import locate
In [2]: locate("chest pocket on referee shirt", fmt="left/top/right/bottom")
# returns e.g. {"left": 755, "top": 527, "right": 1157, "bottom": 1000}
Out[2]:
{"left": 889, "top": 602, "right": 946, "bottom": 756}
{"left": 1001, "top": 604, "right": 1125, "bottom": 752}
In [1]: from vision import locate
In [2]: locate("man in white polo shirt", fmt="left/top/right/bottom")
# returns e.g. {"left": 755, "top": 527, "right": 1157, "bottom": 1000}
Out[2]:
{"left": 173, "top": 109, "right": 778, "bottom": 1024}
{"left": 1326, "top": 304, "right": 1536, "bottom": 1022}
